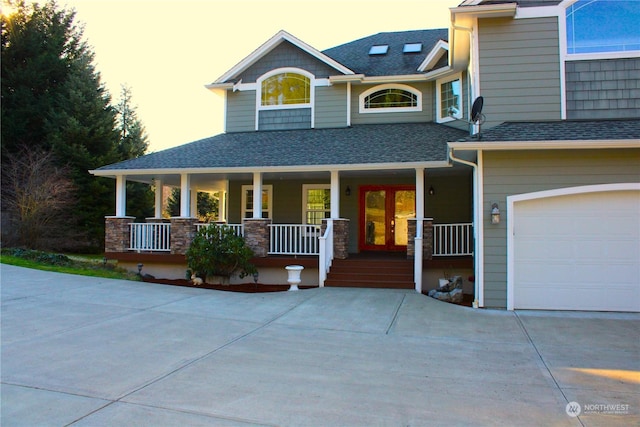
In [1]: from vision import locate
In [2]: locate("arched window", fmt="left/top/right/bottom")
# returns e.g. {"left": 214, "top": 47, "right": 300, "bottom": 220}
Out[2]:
{"left": 261, "top": 72, "right": 310, "bottom": 106}
{"left": 359, "top": 84, "right": 422, "bottom": 113}
{"left": 566, "top": 0, "right": 640, "bottom": 55}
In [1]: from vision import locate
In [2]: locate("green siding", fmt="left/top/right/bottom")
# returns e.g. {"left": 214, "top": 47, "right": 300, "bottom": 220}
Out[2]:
{"left": 316, "top": 85, "right": 347, "bottom": 128}
{"left": 482, "top": 149, "right": 640, "bottom": 308}
{"left": 478, "top": 17, "right": 561, "bottom": 129}
{"left": 226, "top": 90, "right": 255, "bottom": 133}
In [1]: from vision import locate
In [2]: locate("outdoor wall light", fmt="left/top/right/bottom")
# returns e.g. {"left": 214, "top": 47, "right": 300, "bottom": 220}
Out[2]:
{"left": 345, "top": 185, "right": 351, "bottom": 196}
{"left": 491, "top": 203, "right": 501, "bottom": 224}
{"left": 428, "top": 185, "right": 435, "bottom": 196}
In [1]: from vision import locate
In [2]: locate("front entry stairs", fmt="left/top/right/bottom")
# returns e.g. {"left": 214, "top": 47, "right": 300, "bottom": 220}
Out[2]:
{"left": 324, "top": 257, "right": 414, "bottom": 289}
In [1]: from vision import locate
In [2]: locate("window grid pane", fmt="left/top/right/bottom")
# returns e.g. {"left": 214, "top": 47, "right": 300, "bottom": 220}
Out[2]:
{"left": 440, "top": 79, "right": 461, "bottom": 118}
{"left": 261, "top": 73, "right": 310, "bottom": 106}
{"left": 365, "top": 89, "right": 418, "bottom": 109}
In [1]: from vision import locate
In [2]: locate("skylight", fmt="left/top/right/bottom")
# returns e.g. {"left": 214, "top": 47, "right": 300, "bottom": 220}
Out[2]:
{"left": 403, "top": 43, "right": 423, "bottom": 53}
{"left": 369, "top": 45, "right": 389, "bottom": 55}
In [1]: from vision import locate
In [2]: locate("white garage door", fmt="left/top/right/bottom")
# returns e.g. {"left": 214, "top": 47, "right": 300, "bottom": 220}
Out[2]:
{"left": 512, "top": 189, "right": 640, "bottom": 312}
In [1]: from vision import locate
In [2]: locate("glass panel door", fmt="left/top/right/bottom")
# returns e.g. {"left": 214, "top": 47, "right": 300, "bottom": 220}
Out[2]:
{"left": 360, "top": 186, "right": 415, "bottom": 251}
{"left": 364, "top": 190, "right": 386, "bottom": 246}
{"left": 394, "top": 190, "right": 416, "bottom": 246}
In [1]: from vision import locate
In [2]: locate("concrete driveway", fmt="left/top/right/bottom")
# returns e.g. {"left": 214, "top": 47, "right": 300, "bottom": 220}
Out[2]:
{"left": 1, "top": 264, "right": 638, "bottom": 426}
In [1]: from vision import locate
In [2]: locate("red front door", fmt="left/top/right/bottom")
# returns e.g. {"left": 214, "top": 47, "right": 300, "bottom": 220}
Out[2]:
{"left": 359, "top": 185, "right": 416, "bottom": 251}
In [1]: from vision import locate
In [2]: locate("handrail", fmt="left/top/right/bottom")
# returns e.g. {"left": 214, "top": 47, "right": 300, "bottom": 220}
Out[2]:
{"left": 268, "top": 224, "right": 321, "bottom": 255}
{"left": 129, "top": 223, "right": 171, "bottom": 252}
{"left": 433, "top": 223, "right": 473, "bottom": 256}
{"left": 318, "top": 220, "right": 334, "bottom": 286}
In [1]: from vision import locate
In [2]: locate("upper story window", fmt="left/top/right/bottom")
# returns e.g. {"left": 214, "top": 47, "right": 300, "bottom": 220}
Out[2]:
{"left": 566, "top": 0, "right": 640, "bottom": 55}
{"left": 359, "top": 84, "right": 422, "bottom": 114}
{"left": 260, "top": 71, "right": 311, "bottom": 107}
{"left": 436, "top": 73, "right": 462, "bottom": 123}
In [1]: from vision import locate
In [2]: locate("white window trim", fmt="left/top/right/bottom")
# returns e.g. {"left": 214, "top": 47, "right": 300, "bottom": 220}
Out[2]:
{"left": 241, "top": 185, "right": 273, "bottom": 219}
{"left": 256, "top": 68, "right": 315, "bottom": 130}
{"left": 358, "top": 83, "right": 422, "bottom": 114}
{"left": 436, "top": 73, "right": 463, "bottom": 123}
{"left": 302, "top": 184, "right": 331, "bottom": 225}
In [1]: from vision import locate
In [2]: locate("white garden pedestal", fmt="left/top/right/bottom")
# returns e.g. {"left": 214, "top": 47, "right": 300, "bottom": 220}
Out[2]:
{"left": 285, "top": 265, "right": 304, "bottom": 291}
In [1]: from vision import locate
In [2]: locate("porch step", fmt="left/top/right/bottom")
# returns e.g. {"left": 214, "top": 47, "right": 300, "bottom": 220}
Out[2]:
{"left": 325, "top": 258, "right": 414, "bottom": 289}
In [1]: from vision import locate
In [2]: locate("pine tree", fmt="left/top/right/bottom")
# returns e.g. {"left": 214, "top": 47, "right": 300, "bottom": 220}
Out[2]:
{"left": 114, "top": 85, "right": 153, "bottom": 221}
{"left": 1, "top": 1, "right": 151, "bottom": 250}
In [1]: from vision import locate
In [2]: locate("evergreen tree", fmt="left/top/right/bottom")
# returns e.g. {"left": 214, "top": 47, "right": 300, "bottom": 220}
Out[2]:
{"left": 114, "top": 85, "right": 154, "bottom": 221}
{"left": 1, "top": 1, "right": 150, "bottom": 250}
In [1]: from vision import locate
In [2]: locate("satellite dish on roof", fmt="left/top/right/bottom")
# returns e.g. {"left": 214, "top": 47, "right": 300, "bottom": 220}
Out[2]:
{"left": 470, "top": 96, "right": 484, "bottom": 124}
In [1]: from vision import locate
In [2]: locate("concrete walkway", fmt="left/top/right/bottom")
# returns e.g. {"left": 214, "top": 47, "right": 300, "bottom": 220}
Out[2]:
{"left": 1, "top": 264, "right": 638, "bottom": 426}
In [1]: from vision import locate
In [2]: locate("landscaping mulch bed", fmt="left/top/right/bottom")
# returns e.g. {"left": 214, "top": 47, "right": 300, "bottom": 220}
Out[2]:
{"left": 142, "top": 276, "right": 317, "bottom": 293}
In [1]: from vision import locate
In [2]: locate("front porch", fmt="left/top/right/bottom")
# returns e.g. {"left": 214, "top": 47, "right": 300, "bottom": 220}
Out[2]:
{"left": 105, "top": 218, "right": 473, "bottom": 292}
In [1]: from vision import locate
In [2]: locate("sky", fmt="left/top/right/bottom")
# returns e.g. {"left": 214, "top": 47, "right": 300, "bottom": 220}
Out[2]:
{"left": 60, "top": 0, "right": 462, "bottom": 152}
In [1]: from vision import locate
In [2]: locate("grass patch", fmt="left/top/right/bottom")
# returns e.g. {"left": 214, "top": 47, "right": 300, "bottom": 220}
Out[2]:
{"left": 0, "top": 248, "right": 140, "bottom": 281}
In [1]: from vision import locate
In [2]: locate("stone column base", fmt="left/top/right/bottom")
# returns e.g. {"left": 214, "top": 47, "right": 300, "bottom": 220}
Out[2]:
{"left": 243, "top": 218, "right": 272, "bottom": 258}
{"left": 170, "top": 217, "right": 198, "bottom": 255}
{"left": 407, "top": 218, "right": 433, "bottom": 260}
{"left": 105, "top": 216, "right": 135, "bottom": 253}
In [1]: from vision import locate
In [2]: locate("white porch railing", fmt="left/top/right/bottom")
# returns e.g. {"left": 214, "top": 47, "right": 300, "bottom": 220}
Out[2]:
{"left": 268, "top": 224, "right": 322, "bottom": 255}
{"left": 318, "top": 220, "right": 334, "bottom": 286}
{"left": 433, "top": 223, "right": 473, "bottom": 256}
{"left": 196, "top": 223, "right": 244, "bottom": 236}
{"left": 129, "top": 223, "right": 171, "bottom": 252}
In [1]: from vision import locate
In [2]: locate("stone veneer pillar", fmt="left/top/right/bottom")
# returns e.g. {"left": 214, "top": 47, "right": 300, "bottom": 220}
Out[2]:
{"left": 170, "top": 217, "right": 198, "bottom": 255}
{"left": 407, "top": 218, "right": 433, "bottom": 260}
{"left": 105, "top": 216, "right": 135, "bottom": 253}
{"left": 243, "top": 218, "right": 272, "bottom": 258}
{"left": 322, "top": 219, "right": 349, "bottom": 260}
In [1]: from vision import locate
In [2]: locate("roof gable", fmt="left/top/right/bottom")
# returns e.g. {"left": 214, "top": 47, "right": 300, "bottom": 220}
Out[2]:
{"left": 322, "top": 29, "right": 449, "bottom": 77}
{"left": 214, "top": 30, "right": 354, "bottom": 84}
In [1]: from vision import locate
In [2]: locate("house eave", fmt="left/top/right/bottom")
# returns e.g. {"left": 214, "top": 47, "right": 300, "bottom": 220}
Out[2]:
{"left": 448, "top": 139, "right": 640, "bottom": 151}
{"left": 329, "top": 67, "right": 453, "bottom": 85}
{"left": 90, "top": 160, "right": 452, "bottom": 179}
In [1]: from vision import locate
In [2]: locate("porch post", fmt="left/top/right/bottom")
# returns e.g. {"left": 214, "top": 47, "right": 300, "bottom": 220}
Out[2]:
{"left": 115, "top": 175, "right": 127, "bottom": 217}
{"left": 219, "top": 190, "right": 227, "bottom": 222}
{"left": 190, "top": 189, "right": 198, "bottom": 220}
{"left": 253, "top": 172, "right": 263, "bottom": 219}
{"left": 414, "top": 168, "right": 425, "bottom": 293}
{"left": 180, "top": 173, "right": 191, "bottom": 217}
{"left": 330, "top": 170, "right": 340, "bottom": 218}
{"left": 154, "top": 178, "right": 163, "bottom": 219}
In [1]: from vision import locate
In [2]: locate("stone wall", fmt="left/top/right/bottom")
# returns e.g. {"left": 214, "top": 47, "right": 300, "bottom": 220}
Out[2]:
{"left": 407, "top": 218, "right": 433, "bottom": 260}
{"left": 332, "top": 219, "right": 350, "bottom": 259}
{"left": 105, "top": 216, "right": 135, "bottom": 253}
{"left": 170, "top": 218, "right": 198, "bottom": 255}
{"left": 243, "top": 218, "right": 272, "bottom": 257}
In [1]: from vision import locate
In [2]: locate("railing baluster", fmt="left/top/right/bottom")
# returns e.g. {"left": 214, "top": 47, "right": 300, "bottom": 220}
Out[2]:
{"left": 432, "top": 223, "right": 473, "bottom": 257}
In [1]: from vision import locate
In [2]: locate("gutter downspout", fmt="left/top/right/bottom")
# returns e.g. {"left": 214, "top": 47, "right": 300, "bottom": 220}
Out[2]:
{"left": 449, "top": 148, "right": 483, "bottom": 309}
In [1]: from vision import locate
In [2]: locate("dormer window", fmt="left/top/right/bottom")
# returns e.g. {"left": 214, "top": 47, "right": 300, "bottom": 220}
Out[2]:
{"left": 359, "top": 84, "right": 422, "bottom": 114}
{"left": 261, "top": 72, "right": 310, "bottom": 106}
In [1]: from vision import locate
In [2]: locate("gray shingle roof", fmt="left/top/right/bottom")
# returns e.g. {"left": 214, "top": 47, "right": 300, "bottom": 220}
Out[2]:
{"left": 96, "top": 123, "right": 469, "bottom": 172}
{"left": 461, "top": 119, "right": 640, "bottom": 142}
{"left": 322, "top": 29, "right": 449, "bottom": 76}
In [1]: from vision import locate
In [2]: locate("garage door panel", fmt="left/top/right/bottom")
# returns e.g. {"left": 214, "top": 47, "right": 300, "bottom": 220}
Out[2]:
{"left": 513, "top": 189, "right": 640, "bottom": 312}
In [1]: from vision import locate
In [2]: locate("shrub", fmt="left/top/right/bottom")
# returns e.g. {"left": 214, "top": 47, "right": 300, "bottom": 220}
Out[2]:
{"left": 186, "top": 224, "right": 257, "bottom": 280}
